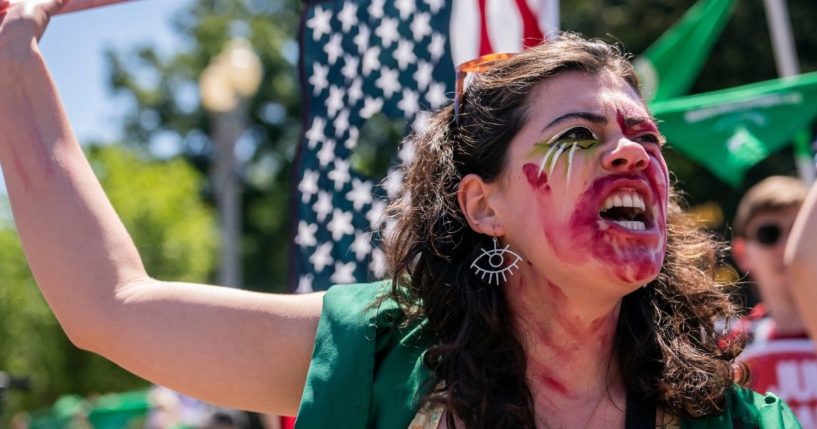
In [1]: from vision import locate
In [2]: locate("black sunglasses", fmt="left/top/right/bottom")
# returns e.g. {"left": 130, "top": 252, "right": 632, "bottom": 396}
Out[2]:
{"left": 751, "top": 223, "right": 784, "bottom": 246}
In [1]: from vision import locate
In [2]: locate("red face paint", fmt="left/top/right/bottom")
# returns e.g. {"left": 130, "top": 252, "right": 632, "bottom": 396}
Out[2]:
{"left": 551, "top": 172, "right": 667, "bottom": 284}
{"left": 523, "top": 162, "right": 549, "bottom": 190}
{"left": 617, "top": 110, "right": 660, "bottom": 140}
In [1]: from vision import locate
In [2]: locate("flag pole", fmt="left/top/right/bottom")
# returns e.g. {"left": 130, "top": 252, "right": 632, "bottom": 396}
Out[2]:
{"left": 763, "top": 0, "right": 815, "bottom": 184}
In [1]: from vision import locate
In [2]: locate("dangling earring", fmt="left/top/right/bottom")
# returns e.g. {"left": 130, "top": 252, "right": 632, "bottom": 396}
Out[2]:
{"left": 471, "top": 237, "right": 523, "bottom": 285}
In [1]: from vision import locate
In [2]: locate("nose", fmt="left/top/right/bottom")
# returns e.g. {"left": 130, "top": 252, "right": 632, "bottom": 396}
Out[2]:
{"left": 601, "top": 139, "right": 650, "bottom": 173}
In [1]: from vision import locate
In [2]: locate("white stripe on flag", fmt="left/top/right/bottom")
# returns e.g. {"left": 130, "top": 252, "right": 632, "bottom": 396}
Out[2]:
{"left": 450, "top": 0, "right": 481, "bottom": 66}
{"left": 486, "top": 0, "right": 524, "bottom": 54}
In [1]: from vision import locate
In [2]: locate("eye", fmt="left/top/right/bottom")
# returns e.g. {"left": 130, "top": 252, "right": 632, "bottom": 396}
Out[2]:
{"left": 471, "top": 238, "right": 523, "bottom": 285}
{"left": 634, "top": 133, "right": 665, "bottom": 146}
{"left": 554, "top": 127, "right": 600, "bottom": 149}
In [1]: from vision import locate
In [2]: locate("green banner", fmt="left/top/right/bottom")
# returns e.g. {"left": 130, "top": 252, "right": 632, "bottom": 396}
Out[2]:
{"left": 28, "top": 390, "right": 150, "bottom": 429}
{"left": 635, "top": 0, "right": 736, "bottom": 102}
{"left": 651, "top": 71, "right": 817, "bottom": 187}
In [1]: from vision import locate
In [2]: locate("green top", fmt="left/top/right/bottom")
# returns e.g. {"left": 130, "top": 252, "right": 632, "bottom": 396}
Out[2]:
{"left": 295, "top": 282, "right": 801, "bottom": 429}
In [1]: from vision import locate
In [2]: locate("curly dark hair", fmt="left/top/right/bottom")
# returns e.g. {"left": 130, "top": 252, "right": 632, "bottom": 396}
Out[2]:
{"left": 383, "top": 33, "right": 743, "bottom": 428}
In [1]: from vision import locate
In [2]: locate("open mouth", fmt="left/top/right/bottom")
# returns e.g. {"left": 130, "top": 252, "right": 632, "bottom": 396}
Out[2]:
{"left": 598, "top": 190, "right": 652, "bottom": 232}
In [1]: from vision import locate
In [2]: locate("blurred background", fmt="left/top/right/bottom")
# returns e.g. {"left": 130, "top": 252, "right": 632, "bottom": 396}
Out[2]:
{"left": 1, "top": 0, "right": 817, "bottom": 426}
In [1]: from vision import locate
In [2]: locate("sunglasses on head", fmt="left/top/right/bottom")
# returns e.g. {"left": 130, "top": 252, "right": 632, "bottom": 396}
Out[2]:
{"left": 453, "top": 53, "right": 517, "bottom": 125}
{"left": 750, "top": 223, "right": 784, "bottom": 246}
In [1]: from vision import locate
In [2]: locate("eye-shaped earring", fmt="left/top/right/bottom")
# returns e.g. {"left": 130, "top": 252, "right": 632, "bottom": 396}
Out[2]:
{"left": 471, "top": 237, "right": 523, "bottom": 285}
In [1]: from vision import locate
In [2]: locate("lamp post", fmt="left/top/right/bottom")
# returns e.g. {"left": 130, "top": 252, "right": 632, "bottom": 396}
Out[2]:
{"left": 199, "top": 38, "right": 263, "bottom": 288}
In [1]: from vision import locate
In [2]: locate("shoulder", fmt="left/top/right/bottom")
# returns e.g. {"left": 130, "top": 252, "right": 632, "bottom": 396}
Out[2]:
{"left": 681, "top": 385, "right": 801, "bottom": 428}
{"left": 296, "top": 281, "right": 433, "bottom": 429}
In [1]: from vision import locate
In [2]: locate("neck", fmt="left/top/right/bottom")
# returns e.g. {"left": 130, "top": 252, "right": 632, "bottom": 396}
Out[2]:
{"left": 505, "top": 270, "right": 625, "bottom": 423}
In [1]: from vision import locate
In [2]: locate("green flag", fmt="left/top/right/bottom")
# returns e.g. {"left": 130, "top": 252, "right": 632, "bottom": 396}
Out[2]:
{"left": 651, "top": 71, "right": 817, "bottom": 187}
{"left": 635, "top": 0, "right": 736, "bottom": 102}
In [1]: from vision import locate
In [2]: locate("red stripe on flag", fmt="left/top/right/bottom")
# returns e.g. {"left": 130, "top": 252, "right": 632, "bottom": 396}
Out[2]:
{"left": 478, "top": 0, "right": 494, "bottom": 55}
{"left": 515, "top": 0, "right": 545, "bottom": 47}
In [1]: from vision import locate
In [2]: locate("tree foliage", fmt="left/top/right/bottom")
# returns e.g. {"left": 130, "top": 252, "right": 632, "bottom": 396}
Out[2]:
{"left": 0, "top": 145, "right": 216, "bottom": 421}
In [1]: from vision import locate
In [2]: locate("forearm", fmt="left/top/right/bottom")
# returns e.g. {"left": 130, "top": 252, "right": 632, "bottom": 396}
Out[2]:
{"left": 0, "top": 44, "right": 148, "bottom": 343}
{"left": 785, "top": 181, "right": 817, "bottom": 339}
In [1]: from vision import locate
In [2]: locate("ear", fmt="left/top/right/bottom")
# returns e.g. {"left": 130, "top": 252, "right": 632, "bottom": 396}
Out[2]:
{"left": 458, "top": 173, "right": 504, "bottom": 236}
{"left": 732, "top": 237, "right": 751, "bottom": 273}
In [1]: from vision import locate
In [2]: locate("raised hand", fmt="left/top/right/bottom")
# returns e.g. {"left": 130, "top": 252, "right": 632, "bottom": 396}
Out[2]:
{"left": 0, "top": 0, "right": 64, "bottom": 48}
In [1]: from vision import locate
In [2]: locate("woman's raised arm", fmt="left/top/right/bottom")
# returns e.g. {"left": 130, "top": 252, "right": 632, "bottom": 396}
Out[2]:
{"left": 786, "top": 180, "right": 817, "bottom": 341}
{"left": 0, "top": 0, "right": 322, "bottom": 415}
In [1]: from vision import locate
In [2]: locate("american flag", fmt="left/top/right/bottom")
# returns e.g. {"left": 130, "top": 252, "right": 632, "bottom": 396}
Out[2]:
{"left": 291, "top": 0, "right": 548, "bottom": 292}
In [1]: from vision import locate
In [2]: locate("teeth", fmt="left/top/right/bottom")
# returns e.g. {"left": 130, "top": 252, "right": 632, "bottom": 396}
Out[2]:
{"left": 612, "top": 220, "right": 646, "bottom": 231}
{"left": 603, "top": 191, "right": 646, "bottom": 210}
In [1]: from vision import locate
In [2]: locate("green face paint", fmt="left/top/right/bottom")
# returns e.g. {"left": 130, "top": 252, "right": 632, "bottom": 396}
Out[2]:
{"left": 529, "top": 127, "right": 602, "bottom": 183}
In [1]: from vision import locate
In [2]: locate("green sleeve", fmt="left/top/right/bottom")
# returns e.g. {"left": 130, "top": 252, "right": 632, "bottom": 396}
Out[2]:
{"left": 295, "top": 281, "right": 432, "bottom": 429}
{"left": 681, "top": 385, "right": 802, "bottom": 428}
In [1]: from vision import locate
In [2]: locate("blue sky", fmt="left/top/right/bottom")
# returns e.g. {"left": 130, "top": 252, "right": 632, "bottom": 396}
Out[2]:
{"left": 1, "top": 0, "right": 189, "bottom": 198}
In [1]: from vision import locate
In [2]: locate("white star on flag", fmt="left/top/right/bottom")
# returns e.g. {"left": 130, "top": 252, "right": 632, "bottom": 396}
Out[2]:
{"left": 310, "top": 242, "right": 334, "bottom": 273}
{"left": 334, "top": 109, "right": 351, "bottom": 135}
{"left": 395, "top": 0, "right": 416, "bottom": 20}
{"left": 376, "top": 17, "right": 400, "bottom": 48}
{"left": 337, "top": 1, "right": 358, "bottom": 32}
{"left": 327, "top": 209, "right": 355, "bottom": 241}
{"left": 368, "top": 0, "right": 385, "bottom": 19}
{"left": 353, "top": 24, "right": 370, "bottom": 54}
{"left": 298, "top": 169, "right": 319, "bottom": 203}
{"left": 296, "top": 274, "right": 314, "bottom": 293}
{"left": 326, "top": 85, "right": 345, "bottom": 118}
{"left": 398, "top": 89, "right": 420, "bottom": 117}
{"left": 316, "top": 139, "right": 337, "bottom": 167}
{"left": 341, "top": 55, "right": 360, "bottom": 82}
{"left": 429, "top": 32, "right": 445, "bottom": 61}
{"left": 346, "top": 178, "right": 373, "bottom": 210}
{"left": 305, "top": 117, "right": 326, "bottom": 149}
{"left": 393, "top": 39, "right": 417, "bottom": 70}
{"left": 376, "top": 67, "right": 401, "bottom": 98}
{"left": 424, "top": 0, "right": 443, "bottom": 14}
{"left": 328, "top": 159, "right": 351, "bottom": 191}
{"left": 296, "top": 221, "right": 318, "bottom": 248}
{"left": 414, "top": 61, "right": 433, "bottom": 90}
{"left": 313, "top": 191, "right": 333, "bottom": 222}
{"left": 426, "top": 81, "right": 448, "bottom": 108}
{"left": 348, "top": 79, "right": 364, "bottom": 104}
{"left": 362, "top": 46, "right": 381, "bottom": 76}
{"left": 307, "top": 6, "right": 332, "bottom": 41}
{"left": 331, "top": 261, "right": 358, "bottom": 284}
{"left": 411, "top": 13, "right": 432, "bottom": 41}
{"left": 324, "top": 33, "right": 344, "bottom": 65}
{"left": 351, "top": 232, "right": 373, "bottom": 261}
{"left": 309, "top": 63, "right": 329, "bottom": 95}
{"left": 361, "top": 96, "right": 383, "bottom": 119}
{"left": 367, "top": 199, "right": 387, "bottom": 230}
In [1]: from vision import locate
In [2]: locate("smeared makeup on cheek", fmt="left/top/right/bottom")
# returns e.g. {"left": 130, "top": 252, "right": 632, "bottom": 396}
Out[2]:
{"left": 523, "top": 163, "right": 549, "bottom": 190}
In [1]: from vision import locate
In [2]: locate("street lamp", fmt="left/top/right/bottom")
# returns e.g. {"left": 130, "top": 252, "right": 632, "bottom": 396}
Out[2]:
{"left": 199, "top": 38, "right": 263, "bottom": 288}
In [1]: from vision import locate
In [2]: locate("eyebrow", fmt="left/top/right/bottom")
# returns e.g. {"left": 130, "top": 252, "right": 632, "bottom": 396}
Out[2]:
{"left": 543, "top": 112, "right": 607, "bottom": 132}
{"left": 623, "top": 115, "right": 660, "bottom": 130}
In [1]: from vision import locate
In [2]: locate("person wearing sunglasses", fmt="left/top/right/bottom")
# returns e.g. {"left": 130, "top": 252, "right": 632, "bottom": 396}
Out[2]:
{"left": 0, "top": 1, "right": 801, "bottom": 428}
{"left": 731, "top": 176, "right": 815, "bottom": 426}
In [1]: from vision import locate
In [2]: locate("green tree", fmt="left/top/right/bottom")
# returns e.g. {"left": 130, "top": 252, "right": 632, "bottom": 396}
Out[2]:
{"left": 0, "top": 145, "right": 216, "bottom": 422}
{"left": 106, "top": 0, "right": 302, "bottom": 292}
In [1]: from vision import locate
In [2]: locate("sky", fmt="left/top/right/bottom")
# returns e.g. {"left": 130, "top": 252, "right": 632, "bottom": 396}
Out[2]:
{"left": 1, "top": 0, "right": 189, "bottom": 198}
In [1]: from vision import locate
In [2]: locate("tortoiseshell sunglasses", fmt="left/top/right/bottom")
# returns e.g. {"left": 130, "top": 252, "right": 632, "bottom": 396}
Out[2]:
{"left": 453, "top": 52, "right": 517, "bottom": 125}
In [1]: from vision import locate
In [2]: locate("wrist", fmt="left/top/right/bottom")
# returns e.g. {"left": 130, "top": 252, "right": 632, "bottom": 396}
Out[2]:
{"left": 0, "top": 37, "right": 42, "bottom": 77}
{"left": 0, "top": 37, "right": 42, "bottom": 70}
